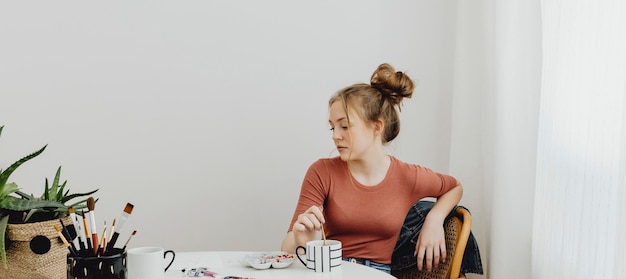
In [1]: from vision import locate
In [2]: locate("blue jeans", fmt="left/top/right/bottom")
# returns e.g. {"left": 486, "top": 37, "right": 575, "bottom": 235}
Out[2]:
{"left": 391, "top": 200, "right": 484, "bottom": 274}
{"left": 343, "top": 258, "right": 391, "bottom": 274}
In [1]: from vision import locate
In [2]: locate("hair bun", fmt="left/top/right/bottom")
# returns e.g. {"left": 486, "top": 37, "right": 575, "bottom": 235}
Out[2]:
{"left": 370, "top": 63, "right": 414, "bottom": 105}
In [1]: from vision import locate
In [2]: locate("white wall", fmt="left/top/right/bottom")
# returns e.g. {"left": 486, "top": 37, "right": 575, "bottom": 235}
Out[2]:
{"left": 0, "top": 1, "right": 458, "bottom": 253}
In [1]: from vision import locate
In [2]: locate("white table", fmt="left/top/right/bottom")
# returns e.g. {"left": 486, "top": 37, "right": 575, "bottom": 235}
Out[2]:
{"left": 165, "top": 251, "right": 396, "bottom": 279}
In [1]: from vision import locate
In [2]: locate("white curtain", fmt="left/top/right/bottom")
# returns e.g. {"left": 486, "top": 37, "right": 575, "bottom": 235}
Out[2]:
{"left": 532, "top": 0, "right": 626, "bottom": 278}
{"left": 451, "top": 0, "right": 541, "bottom": 278}
{"left": 451, "top": 0, "right": 625, "bottom": 278}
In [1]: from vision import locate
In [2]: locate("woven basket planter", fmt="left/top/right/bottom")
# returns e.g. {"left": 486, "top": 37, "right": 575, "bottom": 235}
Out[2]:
{"left": 0, "top": 216, "right": 72, "bottom": 279}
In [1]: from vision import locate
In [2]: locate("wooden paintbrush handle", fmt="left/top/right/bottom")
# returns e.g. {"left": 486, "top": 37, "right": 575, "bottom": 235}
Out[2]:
{"left": 92, "top": 234, "right": 99, "bottom": 254}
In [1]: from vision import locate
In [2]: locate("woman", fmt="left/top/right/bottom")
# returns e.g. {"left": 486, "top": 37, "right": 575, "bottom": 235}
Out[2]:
{"left": 281, "top": 63, "right": 463, "bottom": 274}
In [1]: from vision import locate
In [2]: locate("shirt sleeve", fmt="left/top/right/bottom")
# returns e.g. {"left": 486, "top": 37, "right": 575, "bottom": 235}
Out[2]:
{"left": 287, "top": 159, "right": 329, "bottom": 232}
{"left": 413, "top": 165, "right": 458, "bottom": 198}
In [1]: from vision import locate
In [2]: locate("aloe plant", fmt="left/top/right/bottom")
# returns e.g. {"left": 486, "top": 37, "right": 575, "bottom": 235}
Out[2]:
{"left": 0, "top": 126, "right": 48, "bottom": 267}
{"left": 12, "top": 166, "right": 98, "bottom": 222}
{"left": 0, "top": 126, "right": 98, "bottom": 267}
{"left": 0, "top": 127, "right": 47, "bottom": 201}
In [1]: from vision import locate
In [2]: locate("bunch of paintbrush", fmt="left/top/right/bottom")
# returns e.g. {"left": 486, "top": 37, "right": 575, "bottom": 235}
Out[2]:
{"left": 54, "top": 199, "right": 136, "bottom": 257}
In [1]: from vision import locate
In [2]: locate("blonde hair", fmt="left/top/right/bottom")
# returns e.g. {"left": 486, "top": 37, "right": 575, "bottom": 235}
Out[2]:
{"left": 329, "top": 63, "right": 414, "bottom": 144}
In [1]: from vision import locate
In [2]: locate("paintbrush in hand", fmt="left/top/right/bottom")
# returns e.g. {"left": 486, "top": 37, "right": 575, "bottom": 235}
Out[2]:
{"left": 321, "top": 223, "right": 327, "bottom": 246}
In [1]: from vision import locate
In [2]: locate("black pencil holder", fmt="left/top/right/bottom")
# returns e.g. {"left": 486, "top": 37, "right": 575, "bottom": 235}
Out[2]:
{"left": 67, "top": 248, "right": 127, "bottom": 279}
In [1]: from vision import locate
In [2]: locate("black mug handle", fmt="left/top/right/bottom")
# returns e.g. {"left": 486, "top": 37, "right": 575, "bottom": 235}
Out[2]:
{"left": 164, "top": 250, "right": 176, "bottom": 271}
{"left": 295, "top": 246, "right": 307, "bottom": 266}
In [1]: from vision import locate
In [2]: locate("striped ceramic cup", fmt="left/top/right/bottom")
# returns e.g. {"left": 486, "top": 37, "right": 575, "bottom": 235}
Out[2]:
{"left": 296, "top": 240, "right": 342, "bottom": 272}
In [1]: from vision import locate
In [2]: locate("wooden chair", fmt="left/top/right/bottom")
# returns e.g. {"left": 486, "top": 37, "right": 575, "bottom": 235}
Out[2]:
{"left": 392, "top": 207, "right": 472, "bottom": 279}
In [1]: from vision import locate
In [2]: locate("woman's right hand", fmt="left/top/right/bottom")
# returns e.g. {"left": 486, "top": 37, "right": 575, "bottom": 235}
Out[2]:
{"left": 292, "top": 205, "right": 325, "bottom": 247}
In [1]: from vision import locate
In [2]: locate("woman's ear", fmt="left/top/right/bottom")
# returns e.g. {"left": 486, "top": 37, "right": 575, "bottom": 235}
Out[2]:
{"left": 373, "top": 119, "right": 384, "bottom": 135}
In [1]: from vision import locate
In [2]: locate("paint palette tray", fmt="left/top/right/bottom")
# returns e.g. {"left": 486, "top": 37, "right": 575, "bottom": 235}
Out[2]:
{"left": 243, "top": 251, "right": 295, "bottom": 269}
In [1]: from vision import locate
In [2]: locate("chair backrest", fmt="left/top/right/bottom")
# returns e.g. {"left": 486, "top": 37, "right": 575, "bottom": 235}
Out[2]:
{"left": 447, "top": 207, "right": 471, "bottom": 279}
{"left": 392, "top": 206, "right": 472, "bottom": 279}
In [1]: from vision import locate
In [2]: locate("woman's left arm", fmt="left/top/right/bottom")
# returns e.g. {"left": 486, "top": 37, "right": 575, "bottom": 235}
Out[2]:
{"left": 415, "top": 182, "right": 463, "bottom": 272}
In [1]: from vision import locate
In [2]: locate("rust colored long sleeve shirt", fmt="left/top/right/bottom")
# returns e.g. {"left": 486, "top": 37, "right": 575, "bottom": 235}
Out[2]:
{"left": 288, "top": 156, "right": 458, "bottom": 264}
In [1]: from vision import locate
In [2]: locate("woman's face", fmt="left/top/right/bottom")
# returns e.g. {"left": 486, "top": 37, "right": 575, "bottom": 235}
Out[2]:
{"left": 328, "top": 100, "right": 379, "bottom": 162}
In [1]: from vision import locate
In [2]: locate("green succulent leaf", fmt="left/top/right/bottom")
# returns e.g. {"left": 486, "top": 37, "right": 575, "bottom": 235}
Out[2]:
{"left": 44, "top": 179, "right": 50, "bottom": 200}
{"left": 0, "top": 196, "right": 66, "bottom": 212}
{"left": 0, "top": 214, "right": 7, "bottom": 268}
{"left": 51, "top": 167, "right": 61, "bottom": 197}
{"left": 0, "top": 183, "right": 19, "bottom": 200}
{"left": 65, "top": 196, "right": 99, "bottom": 209}
{"left": 24, "top": 208, "right": 42, "bottom": 223}
{"left": 0, "top": 145, "right": 47, "bottom": 190}
{"left": 56, "top": 181, "right": 67, "bottom": 202}
{"left": 60, "top": 189, "right": 99, "bottom": 204}
{"left": 14, "top": 191, "right": 35, "bottom": 200}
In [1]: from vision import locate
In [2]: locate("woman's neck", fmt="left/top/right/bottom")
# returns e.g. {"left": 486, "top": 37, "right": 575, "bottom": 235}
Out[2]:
{"left": 347, "top": 150, "right": 391, "bottom": 186}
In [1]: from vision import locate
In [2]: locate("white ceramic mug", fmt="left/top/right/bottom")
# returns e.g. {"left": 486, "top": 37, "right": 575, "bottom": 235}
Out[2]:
{"left": 127, "top": 246, "right": 175, "bottom": 279}
{"left": 296, "top": 240, "right": 342, "bottom": 272}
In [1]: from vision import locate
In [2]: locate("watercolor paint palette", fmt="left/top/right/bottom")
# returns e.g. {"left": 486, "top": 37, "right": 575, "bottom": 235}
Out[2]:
{"left": 243, "top": 251, "right": 295, "bottom": 270}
